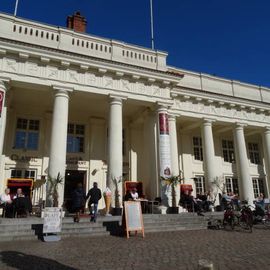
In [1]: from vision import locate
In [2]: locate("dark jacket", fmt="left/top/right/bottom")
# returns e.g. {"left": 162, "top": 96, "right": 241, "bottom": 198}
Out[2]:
{"left": 86, "top": 187, "right": 102, "bottom": 204}
{"left": 72, "top": 187, "right": 86, "bottom": 209}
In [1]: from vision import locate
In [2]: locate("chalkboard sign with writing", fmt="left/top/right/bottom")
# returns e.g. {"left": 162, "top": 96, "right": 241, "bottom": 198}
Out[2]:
{"left": 124, "top": 201, "right": 145, "bottom": 238}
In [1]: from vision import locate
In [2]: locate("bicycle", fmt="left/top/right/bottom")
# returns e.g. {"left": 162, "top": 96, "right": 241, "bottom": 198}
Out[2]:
{"left": 253, "top": 203, "right": 270, "bottom": 228}
{"left": 223, "top": 201, "right": 253, "bottom": 232}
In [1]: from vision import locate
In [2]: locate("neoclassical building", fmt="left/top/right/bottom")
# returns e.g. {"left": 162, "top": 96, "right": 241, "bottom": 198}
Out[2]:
{"left": 0, "top": 12, "right": 270, "bottom": 210}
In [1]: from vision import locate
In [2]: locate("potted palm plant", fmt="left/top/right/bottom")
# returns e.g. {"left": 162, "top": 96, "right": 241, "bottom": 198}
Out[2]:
{"left": 46, "top": 173, "right": 64, "bottom": 207}
{"left": 161, "top": 175, "right": 182, "bottom": 214}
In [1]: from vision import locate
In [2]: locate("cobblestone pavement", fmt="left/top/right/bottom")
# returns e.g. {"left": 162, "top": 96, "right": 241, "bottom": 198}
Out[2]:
{"left": 1, "top": 227, "right": 270, "bottom": 270}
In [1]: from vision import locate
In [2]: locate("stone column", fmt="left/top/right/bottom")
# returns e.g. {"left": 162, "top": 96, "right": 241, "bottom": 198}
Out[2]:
{"left": 107, "top": 95, "right": 125, "bottom": 207}
{"left": 157, "top": 105, "right": 172, "bottom": 207}
{"left": 47, "top": 87, "right": 71, "bottom": 207}
{"left": 0, "top": 79, "right": 9, "bottom": 193}
{"left": 168, "top": 114, "right": 180, "bottom": 207}
{"left": 201, "top": 119, "right": 216, "bottom": 191}
{"left": 233, "top": 123, "right": 254, "bottom": 204}
{"left": 262, "top": 127, "right": 270, "bottom": 197}
{"left": 0, "top": 80, "right": 9, "bottom": 155}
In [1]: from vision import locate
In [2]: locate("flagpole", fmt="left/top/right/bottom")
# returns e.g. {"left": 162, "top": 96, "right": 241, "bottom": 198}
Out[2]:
{"left": 150, "top": 0, "right": 155, "bottom": 50}
{"left": 14, "top": 0, "right": 19, "bottom": 17}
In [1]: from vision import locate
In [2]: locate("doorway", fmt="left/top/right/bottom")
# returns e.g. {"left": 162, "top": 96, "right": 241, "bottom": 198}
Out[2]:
{"left": 64, "top": 170, "right": 86, "bottom": 212}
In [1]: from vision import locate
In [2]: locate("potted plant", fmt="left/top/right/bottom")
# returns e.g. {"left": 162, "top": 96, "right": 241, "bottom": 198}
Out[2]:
{"left": 112, "top": 176, "right": 123, "bottom": 216}
{"left": 46, "top": 172, "right": 64, "bottom": 207}
{"left": 161, "top": 175, "right": 182, "bottom": 214}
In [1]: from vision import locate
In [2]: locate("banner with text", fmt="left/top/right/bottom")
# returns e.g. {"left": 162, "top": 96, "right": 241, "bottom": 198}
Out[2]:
{"left": 158, "top": 113, "right": 171, "bottom": 178}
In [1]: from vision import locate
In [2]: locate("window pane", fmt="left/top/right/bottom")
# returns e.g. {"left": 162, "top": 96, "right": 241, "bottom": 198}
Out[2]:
{"left": 76, "top": 125, "right": 84, "bottom": 135}
{"left": 193, "top": 137, "right": 198, "bottom": 146}
{"left": 17, "top": 118, "right": 27, "bottom": 129}
{"left": 11, "top": 169, "right": 22, "bottom": 178}
{"left": 27, "top": 132, "right": 39, "bottom": 150}
{"left": 67, "top": 135, "right": 74, "bottom": 152}
{"left": 68, "top": 124, "right": 74, "bottom": 134}
{"left": 15, "top": 131, "right": 26, "bottom": 149}
{"left": 29, "top": 120, "right": 39, "bottom": 131}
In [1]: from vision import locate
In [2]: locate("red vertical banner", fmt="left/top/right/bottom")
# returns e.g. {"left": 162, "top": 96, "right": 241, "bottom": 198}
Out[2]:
{"left": 159, "top": 113, "right": 169, "bottom": 135}
{"left": 158, "top": 113, "right": 171, "bottom": 178}
{"left": 0, "top": 90, "right": 4, "bottom": 117}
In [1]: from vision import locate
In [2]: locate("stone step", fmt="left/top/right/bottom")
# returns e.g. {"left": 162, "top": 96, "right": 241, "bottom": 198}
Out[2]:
{"left": 61, "top": 222, "right": 101, "bottom": 229}
{"left": 60, "top": 230, "right": 110, "bottom": 238}
{"left": 144, "top": 221, "right": 207, "bottom": 228}
{"left": 145, "top": 225, "right": 207, "bottom": 233}
{"left": 0, "top": 230, "right": 35, "bottom": 236}
{"left": 61, "top": 227, "right": 107, "bottom": 234}
{"left": 143, "top": 217, "right": 205, "bottom": 224}
{"left": 0, "top": 235, "right": 37, "bottom": 242}
{"left": 0, "top": 224, "right": 33, "bottom": 231}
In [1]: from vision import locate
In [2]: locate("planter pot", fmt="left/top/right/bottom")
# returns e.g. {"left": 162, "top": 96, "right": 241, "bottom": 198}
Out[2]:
{"left": 167, "top": 207, "right": 179, "bottom": 214}
{"left": 112, "top": 207, "right": 123, "bottom": 216}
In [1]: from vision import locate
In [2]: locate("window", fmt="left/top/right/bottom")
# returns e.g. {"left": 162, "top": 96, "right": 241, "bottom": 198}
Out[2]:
{"left": 193, "top": 137, "right": 203, "bottom": 161}
{"left": 248, "top": 143, "right": 261, "bottom": 164}
{"left": 252, "top": 178, "right": 265, "bottom": 198}
{"left": 11, "top": 169, "right": 36, "bottom": 179}
{"left": 194, "top": 176, "right": 205, "bottom": 194}
{"left": 14, "top": 118, "right": 39, "bottom": 150}
{"left": 222, "top": 140, "right": 235, "bottom": 163}
{"left": 225, "top": 177, "right": 239, "bottom": 195}
{"left": 67, "top": 124, "right": 85, "bottom": 153}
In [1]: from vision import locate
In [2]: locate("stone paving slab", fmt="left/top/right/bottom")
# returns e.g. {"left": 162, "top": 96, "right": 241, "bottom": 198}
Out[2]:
{"left": 1, "top": 227, "right": 270, "bottom": 270}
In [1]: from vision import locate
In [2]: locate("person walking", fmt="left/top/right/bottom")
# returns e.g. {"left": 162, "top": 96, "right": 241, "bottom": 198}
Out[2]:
{"left": 86, "top": 182, "right": 102, "bottom": 222}
{"left": 71, "top": 183, "right": 86, "bottom": 223}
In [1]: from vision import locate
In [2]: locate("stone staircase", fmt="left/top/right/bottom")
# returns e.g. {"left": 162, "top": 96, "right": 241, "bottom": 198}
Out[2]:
{"left": 143, "top": 213, "right": 208, "bottom": 233}
{"left": 0, "top": 216, "right": 121, "bottom": 242}
{"left": 0, "top": 213, "right": 211, "bottom": 241}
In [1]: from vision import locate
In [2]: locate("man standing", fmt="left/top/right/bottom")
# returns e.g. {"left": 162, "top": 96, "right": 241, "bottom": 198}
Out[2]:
{"left": 86, "top": 182, "right": 101, "bottom": 222}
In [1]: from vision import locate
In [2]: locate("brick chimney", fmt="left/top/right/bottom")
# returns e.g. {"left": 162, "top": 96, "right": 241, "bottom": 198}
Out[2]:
{"left": 67, "top": 11, "right": 87, "bottom": 32}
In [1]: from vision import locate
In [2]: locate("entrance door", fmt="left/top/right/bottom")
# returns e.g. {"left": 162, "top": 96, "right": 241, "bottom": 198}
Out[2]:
{"left": 64, "top": 170, "right": 86, "bottom": 212}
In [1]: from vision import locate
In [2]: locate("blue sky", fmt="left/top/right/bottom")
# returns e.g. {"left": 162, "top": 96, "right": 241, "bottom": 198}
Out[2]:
{"left": 1, "top": 0, "right": 270, "bottom": 87}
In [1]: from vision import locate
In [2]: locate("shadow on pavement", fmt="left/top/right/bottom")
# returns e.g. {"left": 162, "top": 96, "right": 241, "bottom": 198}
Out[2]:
{"left": 0, "top": 251, "right": 77, "bottom": 270}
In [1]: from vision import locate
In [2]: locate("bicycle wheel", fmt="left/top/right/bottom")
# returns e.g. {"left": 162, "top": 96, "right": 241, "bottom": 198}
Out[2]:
{"left": 239, "top": 216, "right": 253, "bottom": 232}
{"left": 223, "top": 218, "right": 234, "bottom": 230}
{"left": 262, "top": 218, "right": 270, "bottom": 228}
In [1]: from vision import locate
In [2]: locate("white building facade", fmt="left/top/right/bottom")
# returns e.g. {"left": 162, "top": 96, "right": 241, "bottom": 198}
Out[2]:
{"left": 0, "top": 12, "right": 270, "bottom": 210}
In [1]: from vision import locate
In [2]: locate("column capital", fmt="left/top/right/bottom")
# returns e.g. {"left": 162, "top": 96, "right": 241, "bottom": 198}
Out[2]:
{"left": 264, "top": 126, "right": 270, "bottom": 134}
{"left": 234, "top": 122, "right": 247, "bottom": 130}
{"left": 52, "top": 85, "right": 73, "bottom": 98}
{"left": 109, "top": 93, "right": 127, "bottom": 102}
{"left": 0, "top": 77, "right": 10, "bottom": 92}
{"left": 156, "top": 101, "right": 173, "bottom": 112}
{"left": 201, "top": 118, "right": 216, "bottom": 126}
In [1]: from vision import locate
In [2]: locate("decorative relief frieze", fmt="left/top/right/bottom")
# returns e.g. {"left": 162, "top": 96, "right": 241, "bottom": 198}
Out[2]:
{"left": 5, "top": 58, "right": 17, "bottom": 72}
{"left": 0, "top": 57, "right": 170, "bottom": 99}
{"left": 174, "top": 99, "right": 270, "bottom": 123}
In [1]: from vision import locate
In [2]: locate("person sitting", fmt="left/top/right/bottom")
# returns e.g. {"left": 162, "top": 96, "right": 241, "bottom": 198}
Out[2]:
{"left": 0, "top": 188, "right": 14, "bottom": 218}
{"left": 13, "top": 188, "right": 32, "bottom": 217}
{"left": 179, "top": 190, "right": 204, "bottom": 216}
{"left": 124, "top": 187, "right": 139, "bottom": 201}
{"left": 221, "top": 191, "right": 232, "bottom": 210}
{"left": 255, "top": 193, "right": 265, "bottom": 210}
{"left": 231, "top": 193, "right": 240, "bottom": 210}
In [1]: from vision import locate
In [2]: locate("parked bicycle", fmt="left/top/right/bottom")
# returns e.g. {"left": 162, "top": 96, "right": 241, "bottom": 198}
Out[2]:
{"left": 223, "top": 201, "right": 253, "bottom": 232}
{"left": 253, "top": 203, "right": 270, "bottom": 228}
